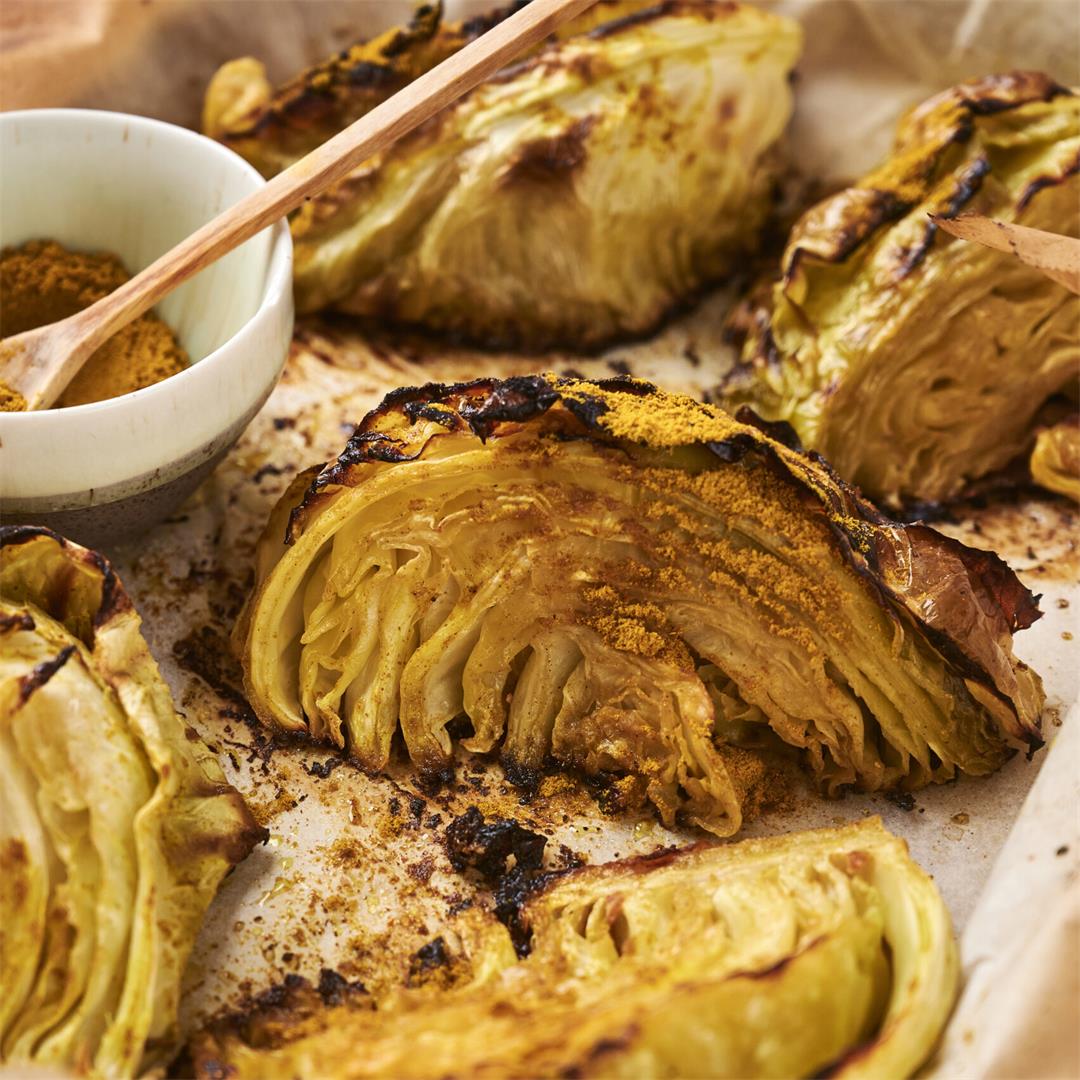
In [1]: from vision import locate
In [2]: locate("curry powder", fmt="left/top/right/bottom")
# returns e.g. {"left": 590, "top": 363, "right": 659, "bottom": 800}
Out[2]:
{"left": 0, "top": 239, "right": 189, "bottom": 410}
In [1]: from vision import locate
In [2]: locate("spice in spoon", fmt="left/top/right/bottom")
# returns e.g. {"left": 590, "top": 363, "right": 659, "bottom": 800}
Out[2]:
{"left": 0, "top": 239, "right": 189, "bottom": 410}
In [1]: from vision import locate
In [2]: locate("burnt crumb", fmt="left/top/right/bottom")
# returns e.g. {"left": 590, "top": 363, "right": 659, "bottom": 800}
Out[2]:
{"left": 406, "top": 935, "right": 464, "bottom": 990}
{"left": 408, "top": 856, "right": 436, "bottom": 884}
{"left": 417, "top": 765, "right": 454, "bottom": 796}
{"left": 425, "top": 813, "right": 443, "bottom": 828}
{"left": 1057, "top": 598, "right": 1070, "bottom": 609}
{"left": 411, "top": 936, "right": 449, "bottom": 972}
{"left": 388, "top": 796, "right": 402, "bottom": 815}
{"left": 445, "top": 807, "right": 547, "bottom": 878}
{"left": 446, "top": 894, "right": 473, "bottom": 916}
{"left": 885, "top": 791, "right": 917, "bottom": 812}
{"left": 1027, "top": 546, "right": 1038, "bottom": 561}
{"left": 581, "top": 770, "right": 636, "bottom": 818}
{"left": 272, "top": 416, "right": 296, "bottom": 430}
{"left": 253, "top": 462, "right": 290, "bottom": 484}
{"left": 683, "top": 344, "right": 701, "bottom": 367}
{"left": 317, "top": 967, "right": 365, "bottom": 1006}
{"left": 1057, "top": 845, "right": 1070, "bottom": 857}
{"left": 606, "top": 358, "right": 632, "bottom": 376}
{"left": 554, "top": 843, "right": 587, "bottom": 871}
{"left": 409, "top": 795, "right": 426, "bottom": 820}
{"left": 500, "top": 757, "right": 544, "bottom": 798}
{"left": 196, "top": 970, "right": 367, "bottom": 1065}
{"left": 305, "top": 756, "right": 347, "bottom": 779}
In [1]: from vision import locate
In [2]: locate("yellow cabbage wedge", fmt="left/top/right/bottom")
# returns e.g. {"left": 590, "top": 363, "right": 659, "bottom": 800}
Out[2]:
{"left": 1030, "top": 418, "right": 1080, "bottom": 500}
{"left": 203, "top": 0, "right": 802, "bottom": 350}
{"left": 238, "top": 376, "right": 1044, "bottom": 837}
{"left": 0, "top": 526, "right": 265, "bottom": 1078}
{"left": 191, "top": 818, "right": 958, "bottom": 1079}
{"left": 722, "top": 71, "right": 1080, "bottom": 508}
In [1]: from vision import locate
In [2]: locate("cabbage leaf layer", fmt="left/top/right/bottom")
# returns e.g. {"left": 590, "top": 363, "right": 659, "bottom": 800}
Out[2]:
{"left": 0, "top": 526, "right": 265, "bottom": 1078}
{"left": 204, "top": 0, "right": 802, "bottom": 350}
{"left": 1030, "top": 418, "right": 1080, "bottom": 501}
{"left": 722, "top": 71, "right": 1079, "bottom": 507}
{"left": 239, "top": 376, "right": 1043, "bottom": 837}
{"left": 191, "top": 818, "right": 957, "bottom": 1079}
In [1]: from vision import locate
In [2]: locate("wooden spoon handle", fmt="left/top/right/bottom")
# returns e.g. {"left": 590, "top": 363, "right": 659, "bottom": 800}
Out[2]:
{"left": 930, "top": 213, "right": 1080, "bottom": 295}
{"left": 72, "top": 0, "right": 597, "bottom": 357}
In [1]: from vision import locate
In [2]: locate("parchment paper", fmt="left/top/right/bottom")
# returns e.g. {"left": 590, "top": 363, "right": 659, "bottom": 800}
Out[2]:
{"left": 2, "top": 3, "right": 1078, "bottom": 1076}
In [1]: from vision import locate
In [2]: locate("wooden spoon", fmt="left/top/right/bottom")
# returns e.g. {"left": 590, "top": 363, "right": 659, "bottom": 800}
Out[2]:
{"left": 0, "top": 0, "right": 596, "bottom": 411}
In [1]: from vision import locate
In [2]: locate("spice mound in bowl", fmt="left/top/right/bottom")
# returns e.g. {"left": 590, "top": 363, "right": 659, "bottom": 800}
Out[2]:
{"left": 0, "top": 240, "right": 189, "bottom": 409}
{"left": 0, "top": 108, "right": 293, "bottom": 548}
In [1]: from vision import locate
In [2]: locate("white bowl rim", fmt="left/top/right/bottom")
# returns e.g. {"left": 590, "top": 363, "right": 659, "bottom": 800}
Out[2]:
{"left": 0, "top": 107, "right": 293, "bottom": 427}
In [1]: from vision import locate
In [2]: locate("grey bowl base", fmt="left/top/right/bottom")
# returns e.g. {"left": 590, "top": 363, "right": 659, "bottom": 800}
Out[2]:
{"left": 0, "top": 449, "right": 227, "bottom": 554}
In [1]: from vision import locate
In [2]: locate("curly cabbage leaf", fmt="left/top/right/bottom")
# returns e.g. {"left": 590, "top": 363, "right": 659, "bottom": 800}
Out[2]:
{"left": 0, "top": 526, "right": 265, "bottom": 1078}
{"left": 191, "top": 818, "right": 957, "bottom": 1079}
{"left": 722, "top": 72, "right": 1080, "bottom": 507}
{"left": 238, "top": 375, "right": 1043, "bottom": 837}
{"left": 1031, "top": 418, "right": 1080, "bottom": 500}
{"left": 204, "top": 0, "right": 802, "bottom": 350}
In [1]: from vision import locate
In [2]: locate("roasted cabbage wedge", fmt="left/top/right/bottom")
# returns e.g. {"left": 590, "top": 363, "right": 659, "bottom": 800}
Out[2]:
{"left": 722, "top": 71, "right": 1080, "bottom": 507}
{"left": 1030, "top": 417, "right": 1080, "bottom": 500}
{"left": 238, "top": 375, "right": 1043, "bottom": 837}
{"left": 192, "top": 818, "right": 957, "bottom": 1079}
{"left": 0, "top": 526, "right": 265, "bottom": 1078}
{"left": 204, "top": 0, "right": 802, "bottom": 350}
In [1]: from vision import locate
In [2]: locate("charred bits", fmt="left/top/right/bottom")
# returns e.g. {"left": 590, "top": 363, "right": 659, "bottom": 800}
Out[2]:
{"left": 406, "top": 936, "right": 454, "bottom": 988}
{"left": 444, "top": 807, "right": 550, "bottom": 957}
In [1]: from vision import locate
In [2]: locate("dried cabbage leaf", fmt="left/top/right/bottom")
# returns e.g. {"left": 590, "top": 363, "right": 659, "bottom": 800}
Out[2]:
{"left": 722, "top": 71, "right": 1080, "bottom": 507}
{"left": 191, "top": 818, "right": 957, "bottom": 1079}
{"left": 204, "top": 0, "right": 802, "bottom": 350}
{"left": 238, "top": 375, "right": 1043, "bottom": 837}
{"left": 0, "top": 526, "right": 265, "bottom": 1078}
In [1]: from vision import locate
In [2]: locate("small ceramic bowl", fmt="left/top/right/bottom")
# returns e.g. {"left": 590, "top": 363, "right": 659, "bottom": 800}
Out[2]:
{"left": 0, "top": 109, "right": 293, "bottom": 549}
